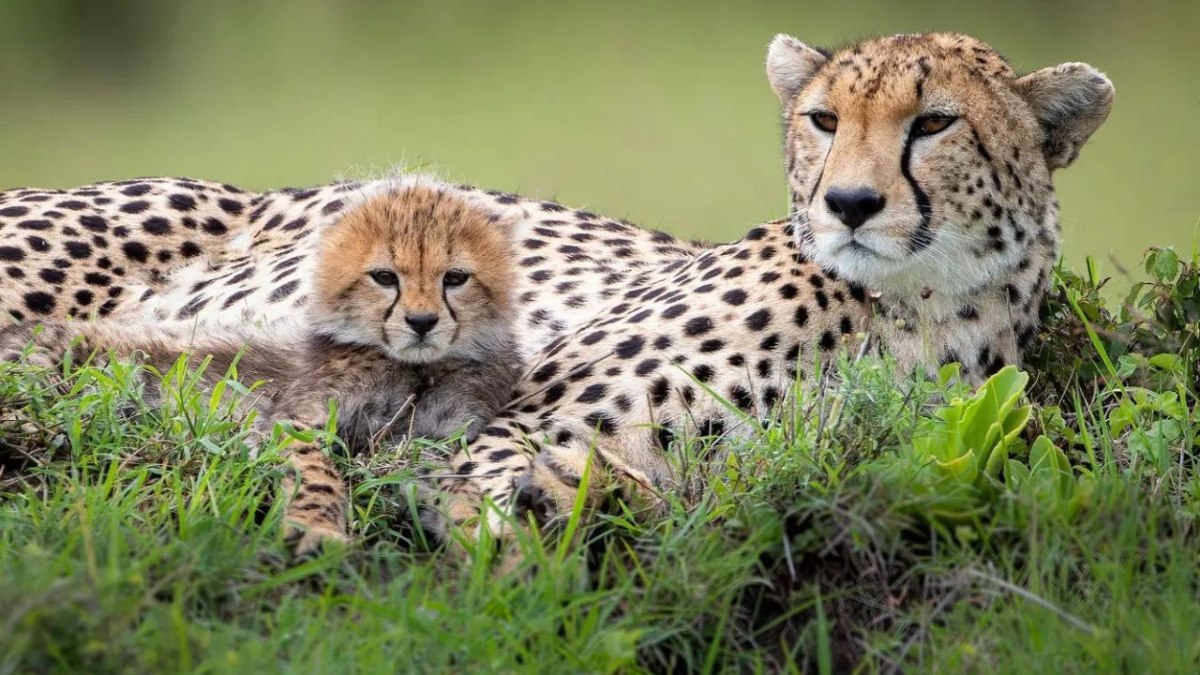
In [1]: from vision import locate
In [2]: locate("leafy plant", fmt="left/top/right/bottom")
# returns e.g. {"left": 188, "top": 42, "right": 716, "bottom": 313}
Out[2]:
{"left": 874, "top": 365, "right": 1083, "bottom": 528}
{"left": 1032, "top": 246, "right": 1200, "bottom": 400}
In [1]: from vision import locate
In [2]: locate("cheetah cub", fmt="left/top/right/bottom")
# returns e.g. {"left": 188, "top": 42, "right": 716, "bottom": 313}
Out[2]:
{"left": 0, "top": 179, "right": 522, "bottom": 556}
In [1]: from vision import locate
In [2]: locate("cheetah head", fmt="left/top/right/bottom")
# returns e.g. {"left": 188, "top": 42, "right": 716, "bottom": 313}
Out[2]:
{"left": 311, "top": 180, "right": 516, "bottom": 363}
{"left": 767, "top": 33, "right": 1113, "bottom": 297}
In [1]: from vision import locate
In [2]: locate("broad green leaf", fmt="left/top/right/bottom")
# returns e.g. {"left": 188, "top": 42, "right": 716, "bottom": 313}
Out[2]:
{"left": 1148, "top": 353, "right": 1182, "bottom": 372}
{"left": 934, "top": 449, "right": 977, "bottom": 481}
{"left": 1153, "top": 246, "right": 1180, "bottom": 281}
{"left": 984, "top": 436, "right": 1008, "bottom": 478}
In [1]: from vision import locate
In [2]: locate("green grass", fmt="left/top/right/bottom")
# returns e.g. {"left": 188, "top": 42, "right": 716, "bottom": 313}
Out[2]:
{"left": 2, "top": 248, "right": 1199, "bottom": 673}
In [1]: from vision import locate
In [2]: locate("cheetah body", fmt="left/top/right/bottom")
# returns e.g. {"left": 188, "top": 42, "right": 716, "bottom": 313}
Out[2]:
{"left": 442, "top": 31, "right": 1113, "bottom": 532}
{"left": 1, "top": 178, "right": 703, "bottom": 364}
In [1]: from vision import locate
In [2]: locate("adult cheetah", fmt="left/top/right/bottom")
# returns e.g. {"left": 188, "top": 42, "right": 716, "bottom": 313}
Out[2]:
{"left": 432, "top": 32, "right": 1114, "bottom": 537}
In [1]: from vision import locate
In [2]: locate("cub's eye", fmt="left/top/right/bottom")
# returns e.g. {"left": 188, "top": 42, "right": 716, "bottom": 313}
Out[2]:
{"left": 914, "top": 115, "right": 957, "bottom": 137}
{"left": 368, "top": 269, "right": 398, "bottom": 287}
{"left": 809, "top": 112, "right": 839, "bottom": 133}
{"left": 443, "top": 269, "right": 470, "bottom": 288}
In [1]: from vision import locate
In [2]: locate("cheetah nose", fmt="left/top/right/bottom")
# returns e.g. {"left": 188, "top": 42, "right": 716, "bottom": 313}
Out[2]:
{"left": 405, "top": 313, "right": 439, "bottom": 336}
{"left": 824, "top": 187, "right": 886, "bottom": 230}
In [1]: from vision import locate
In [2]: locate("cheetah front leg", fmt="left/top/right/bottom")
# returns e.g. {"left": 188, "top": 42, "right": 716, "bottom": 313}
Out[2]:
{"left": 516, "top": 427, "right": 670, "bottom": 528}
{"left": 432, "top": 431, "right": 662, "bottom": 576}
{"left": 438, "top": 420, "right": 666, "bottom": 548}
{"left": 278, "top": 436, "right": 350, "bottom": 557}
{"left": 263, "top": 392, "right": 352, "bottom": 558}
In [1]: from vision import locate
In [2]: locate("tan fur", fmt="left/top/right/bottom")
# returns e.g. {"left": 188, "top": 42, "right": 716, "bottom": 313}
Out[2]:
{"left": 311, "top": 183, "right": 516, "bottom": 363}
{"left": 1, "top": 184, "right": 522, "bottom": 557}
{"left": 768, "top": 32, "right": 1113, "bottom": 381}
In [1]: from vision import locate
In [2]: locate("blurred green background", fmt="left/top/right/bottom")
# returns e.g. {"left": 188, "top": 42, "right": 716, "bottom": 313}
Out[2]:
{"left": 0, "top": 0, "right": 1196, "bottom": 273}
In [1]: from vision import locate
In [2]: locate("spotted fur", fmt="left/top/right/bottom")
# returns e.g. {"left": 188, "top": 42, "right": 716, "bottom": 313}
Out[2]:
{"left": 0, "top": 177, "right": 251, "bottom": 322}
{"left": 2, "top": 176, "right": 704, "bottom": 360}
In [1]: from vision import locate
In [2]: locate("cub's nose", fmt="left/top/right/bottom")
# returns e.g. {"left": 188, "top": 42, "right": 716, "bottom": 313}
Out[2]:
{"left": 405, "top": 313, "right": 439, "bottom": 336}
{"left": 824, "top": 187, "right": 886, "bottom": 229}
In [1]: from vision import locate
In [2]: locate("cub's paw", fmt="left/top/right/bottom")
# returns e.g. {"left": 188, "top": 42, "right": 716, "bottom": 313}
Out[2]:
{"left": 284, "top": 522, "right": 351, "bottom": 561}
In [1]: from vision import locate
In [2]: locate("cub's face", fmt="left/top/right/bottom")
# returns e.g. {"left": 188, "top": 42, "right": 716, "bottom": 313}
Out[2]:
{"left": 313, "top": 183, "right": 515, "bottom": 363}
{"left": 767, "top": 33, "right": 1113, "bottom": 296}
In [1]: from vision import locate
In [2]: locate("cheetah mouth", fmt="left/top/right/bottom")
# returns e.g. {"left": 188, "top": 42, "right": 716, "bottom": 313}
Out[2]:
{"left": 841, "top": 240, "right": 882, "bottom": 257}
{"left": 389, "top": 341, "right": 449, "bottom": 362}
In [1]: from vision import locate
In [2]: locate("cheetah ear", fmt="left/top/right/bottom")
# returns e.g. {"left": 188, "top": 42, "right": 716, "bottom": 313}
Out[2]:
{"left": 766, "top": 34, "right": 828, "bottom": 104}
{"left": 1015, "top": 62, "right": 1114, "bottom": 170}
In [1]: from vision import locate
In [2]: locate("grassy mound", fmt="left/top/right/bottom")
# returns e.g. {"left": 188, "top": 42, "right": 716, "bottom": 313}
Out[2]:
{"left": 2, "top": 247, "right": 1198, "bottom": 674}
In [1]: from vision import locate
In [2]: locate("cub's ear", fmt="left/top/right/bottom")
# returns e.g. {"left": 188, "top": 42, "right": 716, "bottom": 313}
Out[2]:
{"left": 766, "top": 34, "right": 829, "bottom": 104}
{"left": 1015, "top": 62, "right": 1114, "bottom": 170}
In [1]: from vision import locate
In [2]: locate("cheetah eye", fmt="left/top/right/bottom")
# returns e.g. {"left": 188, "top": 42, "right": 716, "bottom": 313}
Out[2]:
{"left": 368, "top": 269, "right": 398, "bottom": 287}
{"left": 809, "top": 112, "right": 839, "bottom": 134}
{"left": 443, "top": 269, "right": 470, "bottom": 288}
{"left": 913, "top": 115, "right": 957, "bottom": 137}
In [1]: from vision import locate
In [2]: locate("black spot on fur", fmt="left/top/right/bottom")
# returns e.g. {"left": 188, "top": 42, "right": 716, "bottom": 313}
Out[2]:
{"left": 38, "top": 269, "right": 66, "bottom": 284}
{"left": 794, "top": 306, "right": 809, "bottom": 327}
{"left": 120, "top": 184, "right": 151, "bottom": 197}
{"left": 169, "top": 194, "right": 197, "bottom": 211}
{"left": 650, "top": 377, "right": 670, "bottom": 406}
{"left": 744, "top": 308, "right": 771, "bottom": 331}
{"left": 577, "top": 383, "right": 608, "bottom": 403}
{"left": 615, "top": 335, "right": 645, "bottom": 359}
{"left": 179, "top": 241, "right": 202, "bottom": 258}
{"left": 721, "top": 289, "right": 747, "bottom": 306}
{"left": 120, "top": 201, "right": 150, "bottom": 214}
{"left": 269, "top": 280, "right": 300, "bottom": 302}
{"left": 142, "top": 217, "right": 171, "bottom": 236}
{"left": 63, "top": 241, "right": 92, "bottom": 259}
{"left": 662, "top": 304, "right": 688, "bottom": 319}
{"left": 121, "top": 241, "right": 149, "bottom": 263}
{"left": 583, "top": 412, "right": 617, "bottom": 435}
{"left": 176, "top": 296, "right": 209, "bottom": 320}
{"left": 542, "top": 383, "right": 567, "bottom": 405}
{"left": 202, "top": 218, "right": 227, "bottom": 235}
{"left": 221, "top": 289, "right": 252, "bottom": 309}
{"left": 79, "top": 215, "right": 107, "bottom": 232}
{"left": 23, "top": 291, "right": 56, "bottom": 314}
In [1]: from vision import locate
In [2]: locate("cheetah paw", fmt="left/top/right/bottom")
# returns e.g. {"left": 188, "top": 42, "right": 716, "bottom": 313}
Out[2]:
{"left": 284, "top": 522, "right": 351, "bottom": 560}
